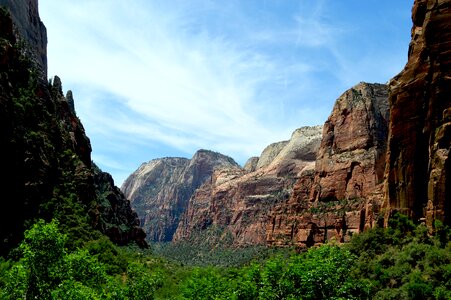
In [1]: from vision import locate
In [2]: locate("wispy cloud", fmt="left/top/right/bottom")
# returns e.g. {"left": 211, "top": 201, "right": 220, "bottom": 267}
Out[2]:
{"left": 40, "top": 0, "right": 411, "bottom": 185}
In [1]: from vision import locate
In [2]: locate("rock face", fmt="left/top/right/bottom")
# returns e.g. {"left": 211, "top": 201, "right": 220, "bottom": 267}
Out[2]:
{"left": 0, "top": 0, "right": 47, "bottom": 78}
{"left": 266, "top": 82, "right": 389, "bottom": 247}
{"left": 312, "top": 82, "right": 389, "bottom": 202}
{"left": 243, "top": 157, "right": 259, "bottom": 173}
{"left": 0, "top": 1, "right": 145, "bottom": 254}
{"left": 256, "top": 141, "right": 289, "bottom": 170}
{"left": 173, "top": 126, "right": 323, "bottom": 246}
{"left": 93, "top": 165, "right": 146, "bottom": 248}
{"left": 384, "top": 0, "right": 451, "bottom": 228}
{"left": 121, "top": 150, "right": 240, "bottom": 242}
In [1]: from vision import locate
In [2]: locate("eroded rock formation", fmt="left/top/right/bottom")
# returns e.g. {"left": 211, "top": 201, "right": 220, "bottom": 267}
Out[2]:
{"left": 0, "top": 0, "right": 46, "bottom": 78}
{"left": 243, "top": 156, "right": 259, "bottom": 173}
{"left": 266, "top": 82, "right": 389, "bottom": 247}
{"left": 312, "top": 82, "right": 389, "bottom": 202}
{"left": 173, "top": 126, "right": 323, "bottom": 246}
{"left": 384, "top": 0, "right": 451, "bottom": 228}
{"left": 121, "top": 150, "right": 240, "bottom": 242}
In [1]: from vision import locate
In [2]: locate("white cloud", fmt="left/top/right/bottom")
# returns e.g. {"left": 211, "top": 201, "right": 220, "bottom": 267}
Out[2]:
{"left": 39, "top": 0, "right": 411, "bottom": 185}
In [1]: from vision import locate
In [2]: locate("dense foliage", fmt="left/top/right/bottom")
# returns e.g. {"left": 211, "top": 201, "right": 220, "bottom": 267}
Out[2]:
{"left": 0, "top": 214, "right": 449, "bottom": 299}
{"left": 151, "top": 223, "right": 291, "bottom": 268}
{"left": 0, "top": 220, "right": 160, "bottom": 299}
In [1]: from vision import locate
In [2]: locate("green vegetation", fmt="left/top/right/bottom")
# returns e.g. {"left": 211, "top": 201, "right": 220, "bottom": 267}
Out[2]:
{"left": 152, "top": 224, "right": 289, "bottom": 268}
{"left": 0, "top": 220, "right": 161, "bottom": 299}
{"left": 0, "top": 213, "right": 449, "bottom": 299}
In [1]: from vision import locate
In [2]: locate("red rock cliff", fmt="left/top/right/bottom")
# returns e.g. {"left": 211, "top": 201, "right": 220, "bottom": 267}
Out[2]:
{"left": 173, "top": 126, "right": 323, "bottom": 246}
{"left": 267, "top": 82, "right": 389, "bottom": 247}
{"left": 122, "top": 150, "right": 240, "bottom": 242}
{"left": 384, "top": 0, "right": 451, "bottom": 228}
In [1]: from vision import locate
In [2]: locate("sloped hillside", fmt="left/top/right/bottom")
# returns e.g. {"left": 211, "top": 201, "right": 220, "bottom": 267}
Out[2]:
{"left": 0, "top": 2, "right": 145, "bottom": 254}
{"left": 122, "top": 150, "right": 240, "bottom": 242}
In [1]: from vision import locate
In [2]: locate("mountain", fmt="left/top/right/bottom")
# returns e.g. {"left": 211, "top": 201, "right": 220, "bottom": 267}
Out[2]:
{"left": 0, "top": 0, "right": 146, "bottom": 254}
{"left": 172, "top": 83, "right": 389, "bottom": 248}
{"left": 383, "top": 0, "right": 450, "bottom": 228}
{"left": 121, "top": 150, "right": 240, "bottom": 242}
{"left": 267, "top": 82, "right": 389, "bottom": 247}
{"left": 173, "top": 126, "right": 323, "bottom": 246}
{"left": 172, "top": 0, "right": 451, "bottom": 247}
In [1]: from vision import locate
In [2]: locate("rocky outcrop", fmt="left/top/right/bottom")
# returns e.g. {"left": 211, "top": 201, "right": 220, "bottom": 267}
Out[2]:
{"left": 121, "top": 150, "right": 240, "bottom": 242}
{"left": 311, "top": 82, "right": 389, "bottom": 202}
{"left": 384, "top": 0, "right": 451, "bottom": 228}
{"left": 93, "top": 165, "right": 146, "bottom": 248}
{"left": 243, "top": 157, "right": 259, "bottom": 173}
{"left": 266, "top": 82, "right": 389, "bottom": 248}
{"left": 173, "top": 126, "right": 322, "bottom": 246}
{"left": 0, "top": 1, "right": 145, "bottom": 254}
{"left": 269, "top": 126, "right": 323, "bottom": 176}
{"left": 0, "top": 0, "right": 47, "bottom": 79}
{"left": 256, "top": 141, "right": 289, "bottom": 170}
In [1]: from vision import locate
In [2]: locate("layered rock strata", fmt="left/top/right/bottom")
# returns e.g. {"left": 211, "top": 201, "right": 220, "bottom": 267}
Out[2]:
{"left": 384, "top": 0, "right": 451, "bottom": 228}
{"left": 173, "top": 126, "right": 323, "bottom": 246}
{"left": 266, "top": 82, "right": 389, "bottom": 247}
{"left": 121, "top": 150, "right": 240, "bottom": 242}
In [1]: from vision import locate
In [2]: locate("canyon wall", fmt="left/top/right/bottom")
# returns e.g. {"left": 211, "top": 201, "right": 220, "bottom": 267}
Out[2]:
{"left": 0, "top": 0, "right": 46, "bottom": 78}
{"left": 266, "top": 82, "right": 389, "bottom": 247}
{"left": 384, "top": 0, "right": 451, "bottom": 228}
{"left": 122, "top": 150, "right": 240, "bottom": 242}
{"left": 173, "top": 126, "right": 323, "bottom": 246}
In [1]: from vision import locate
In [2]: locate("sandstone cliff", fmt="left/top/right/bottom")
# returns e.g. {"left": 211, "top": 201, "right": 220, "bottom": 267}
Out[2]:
{"left": 173, "top": 126, "right": 322, "bottom": 246}
{"left": 243, "top": 156, "right": 259, "bottom": 173}
{"left": 256, "top": 141, "right": 289, "bottom": 170}
{"left": 0, "top": 1, "right": 145, "bottom": 254}
{"left": 384, "top": 0, "right": 451, "bottom": 229}
{"left": 266, "top": 82, "right": 389, "bottom": 247}
{"left": 121, "top": 150, "right": 240, "bottom": 242}
{"left": 0, "top": 0, "right": 46, "bottom": 79}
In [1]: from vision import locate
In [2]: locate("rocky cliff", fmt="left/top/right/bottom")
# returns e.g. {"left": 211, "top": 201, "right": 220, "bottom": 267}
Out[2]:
{"left": 0, "top": 0, "right": 46, "bottom": 79}
{"left": 121, "top": 150, "right": 240, "bottom": 242}
{"left": 0, "top": 1, "right": 145, "bottom": 254}
{"left": 384, "top": 0, "right": 451, "bottom": 229}
{"left": 173, "top": 126, "right": 323, "bottom": 246}
{"left": 266, "top": 82, "right": 389, "bottom": 247}
{"left": 311, "top": 82, "right": 389, "bottom": 202}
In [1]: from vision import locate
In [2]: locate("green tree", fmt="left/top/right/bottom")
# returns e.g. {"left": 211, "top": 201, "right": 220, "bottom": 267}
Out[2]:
{"left": 125, "top": 262, "right": 162, "bottom": 300}
{"left": 20, "top": 219, "right": 67, "bottom": 299}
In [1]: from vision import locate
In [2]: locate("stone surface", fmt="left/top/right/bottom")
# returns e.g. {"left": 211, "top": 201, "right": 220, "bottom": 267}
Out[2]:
{"left": 384, "top": 0, "right": 451, "bottom": 228}
{"left": 311, "top": 82, "right": 389, "bottom": 202}
{"left": 256, "top": 141, "right": 289, "bottom": 170}
{"left": 173, "top": 126, "right": 323, "bottom": 246}
{"left": 0, "top": 0, "right": 47, "bottom": 79}
{"left": 268, "top": 125, "right": 323, "bottom": 176}
{"left": 266, "top": 82, "right": 389, "bottom": 248}
{"left": 93, "top": 165, "right": 146, "bottom": 248}
{"left": 121, "top": 150, "right": 240, "bottom": 242}
{"left": 243, "top": 156, "right": 259, "bottom": 173}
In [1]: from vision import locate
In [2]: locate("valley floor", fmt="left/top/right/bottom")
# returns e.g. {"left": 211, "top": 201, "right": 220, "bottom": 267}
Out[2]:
{"left": 1, "top": 213, "right": 450, "bottom": 299}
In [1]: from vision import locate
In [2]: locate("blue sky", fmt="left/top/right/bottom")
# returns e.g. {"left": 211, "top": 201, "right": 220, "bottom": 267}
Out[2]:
{"left": 39, "top": 0, "right": 413, "bottom": 186}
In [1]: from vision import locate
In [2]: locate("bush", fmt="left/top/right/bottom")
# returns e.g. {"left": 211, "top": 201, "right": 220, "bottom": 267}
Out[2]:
{"left": 20, "top": 219, "right": 67, "bottom": 299}
{"left": 85, "top": 236, "right": 128, "bottom": 274}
